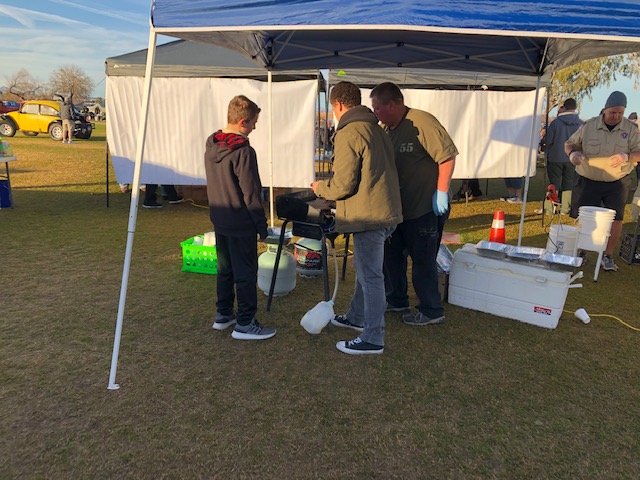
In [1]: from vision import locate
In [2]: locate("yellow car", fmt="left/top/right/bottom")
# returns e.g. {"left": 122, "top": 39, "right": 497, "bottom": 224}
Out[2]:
{"left": 0, "top": 99, "right": 93, "bottom": 141}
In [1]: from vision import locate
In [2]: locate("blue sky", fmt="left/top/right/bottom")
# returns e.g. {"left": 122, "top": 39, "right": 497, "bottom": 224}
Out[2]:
{"left": 0, "top": 0, "right": 156, "bottom": 98}
{"left": 0, "top": 0, "right": 637, "bottom": 115}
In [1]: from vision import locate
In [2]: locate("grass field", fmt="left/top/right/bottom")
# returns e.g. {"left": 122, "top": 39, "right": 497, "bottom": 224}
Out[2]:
{"left": 1, "top": 123, "right": 640, "bottom": 479}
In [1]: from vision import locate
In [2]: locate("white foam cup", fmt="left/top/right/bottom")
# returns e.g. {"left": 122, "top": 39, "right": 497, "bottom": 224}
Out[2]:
{"left": 575, "top": 308, "right": 591, "bottom": 324}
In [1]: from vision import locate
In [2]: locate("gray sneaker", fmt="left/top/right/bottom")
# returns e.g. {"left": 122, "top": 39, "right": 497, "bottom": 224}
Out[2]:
{"left": 385, "top": 302, "right": 410, "bottom": 312}
{"left": 231, "top": 319, "right": 276, "bottom": 340}
{"left": 601, "top": 255, "right": 619, "bottom": 272}
{"left": 212, "top": 312, "right": 236, "bottom": 331}
{"left": 402, "top": 310, "right": 445, "bottom": 326}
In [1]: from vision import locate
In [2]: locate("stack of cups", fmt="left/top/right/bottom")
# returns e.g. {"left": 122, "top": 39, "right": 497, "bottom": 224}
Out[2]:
{"left": 577, "top": 206, "right": 616, "bottom": 251}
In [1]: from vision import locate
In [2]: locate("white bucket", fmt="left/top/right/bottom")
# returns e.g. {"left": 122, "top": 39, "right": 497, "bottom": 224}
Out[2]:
{"left": 577, "top": 232, "right": 610, "bottom": 251}
{"left": 577, "top": 206, "right": 615, "bottom": 248}
{"left": 579, "top": 206, "right": 616, "bottom": 216}
{"left": 546, "top": 224, "right": 579, "bottom": 256}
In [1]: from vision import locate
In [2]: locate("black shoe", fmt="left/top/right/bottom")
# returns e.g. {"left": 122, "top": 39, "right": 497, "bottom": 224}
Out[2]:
{"left": 142, "top": 200, "right": 163, "bottom": 209}
{"left": 336, "top": 337, "right": 383, "bottom": 355}
{"left": 402, "top": 310, "right": 445, "bottom": 326}
{"left": 168, "top": 196, "right": 185, "bottom": 204}
{"left": 385, "top": 302, "right": 410, "bottom": 312}
{"left": 331, "top": 314, "right": 363, "bottom": 332}
{"left": 578, "top": 251, "right": 587, "bottom": 266}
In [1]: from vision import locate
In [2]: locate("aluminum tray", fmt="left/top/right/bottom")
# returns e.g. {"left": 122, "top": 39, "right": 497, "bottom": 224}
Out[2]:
{"left": 475, "top": 240, "right": 510, "bottom": 259}
{"left": 507, "top": 246, "right": 546, "bottom": 262}
{"left": 540, "top": 252, "right": 583, "bottom": 271}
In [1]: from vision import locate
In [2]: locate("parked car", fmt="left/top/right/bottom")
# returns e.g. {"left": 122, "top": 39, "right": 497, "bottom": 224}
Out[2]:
{"left": 0, "top": 99, "right": 94, "bottom": 140}
{"left": 0, "top": 100, "right": 20, "bottom": 114}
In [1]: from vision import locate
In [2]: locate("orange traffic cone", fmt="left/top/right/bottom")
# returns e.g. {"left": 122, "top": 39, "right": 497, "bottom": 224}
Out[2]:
{"left": 489, "top": 210, "right": 506, "bottom": 243}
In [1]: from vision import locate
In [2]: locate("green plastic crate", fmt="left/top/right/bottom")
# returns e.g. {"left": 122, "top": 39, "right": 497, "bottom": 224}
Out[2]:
{"left": 180, "top": 236, "right": 217, "bottom": 274}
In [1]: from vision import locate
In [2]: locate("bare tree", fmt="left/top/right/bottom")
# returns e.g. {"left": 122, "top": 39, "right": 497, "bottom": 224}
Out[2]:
{"left": 49, "top": 65, "right": 95, "bottom": 102}
{"left": 5, "top": 69, "right": 46, "bottom": 100}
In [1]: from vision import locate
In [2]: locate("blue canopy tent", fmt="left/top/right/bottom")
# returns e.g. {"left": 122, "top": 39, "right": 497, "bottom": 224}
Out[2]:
{"left": 109, "top": 0, "right": 640, "bottom": 389}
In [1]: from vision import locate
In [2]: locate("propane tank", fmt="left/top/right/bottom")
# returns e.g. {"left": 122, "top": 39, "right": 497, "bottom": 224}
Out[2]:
{"left": 293, "top": 237, "right": 324, "bottom": 277}
{"left": 258, "top": 244, "right": 296, "bottom": 296}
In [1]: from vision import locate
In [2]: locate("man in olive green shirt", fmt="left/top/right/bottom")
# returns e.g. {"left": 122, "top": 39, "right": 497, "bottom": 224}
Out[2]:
{"left": 371, "top": 82, "right": 458, "bottom": 325}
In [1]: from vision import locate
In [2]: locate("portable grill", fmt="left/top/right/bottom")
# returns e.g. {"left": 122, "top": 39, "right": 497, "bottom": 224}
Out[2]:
{"left": 266, "top": 189, "right": 351, "bottom": 311}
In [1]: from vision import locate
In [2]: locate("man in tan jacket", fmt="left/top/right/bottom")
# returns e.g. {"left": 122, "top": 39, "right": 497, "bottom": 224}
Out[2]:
{"left": 312, "top": 81, "right": 402, "bottom": 355}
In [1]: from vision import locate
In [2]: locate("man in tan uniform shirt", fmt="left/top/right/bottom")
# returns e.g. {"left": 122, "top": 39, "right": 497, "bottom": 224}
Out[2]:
{"left": 565, "top": 91, "right": 640, "bottom": 272}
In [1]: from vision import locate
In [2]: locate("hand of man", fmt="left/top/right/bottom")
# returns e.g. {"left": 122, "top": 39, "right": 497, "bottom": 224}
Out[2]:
{"left": 609, "top": 152, "right": 629, "bottom": 168}
{"left": 311, "top": 180, "right": 320, "bottom": 193}
{"left": 569, "top": 151, "right": 584, "bottom": 165}
{"left": 432, "top": 189, "right": 449, "bottom": 216}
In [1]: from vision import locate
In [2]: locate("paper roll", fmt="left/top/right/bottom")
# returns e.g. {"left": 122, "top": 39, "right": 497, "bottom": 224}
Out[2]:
{"left": 203, "top": 231, "right": 216, "bottom": 247}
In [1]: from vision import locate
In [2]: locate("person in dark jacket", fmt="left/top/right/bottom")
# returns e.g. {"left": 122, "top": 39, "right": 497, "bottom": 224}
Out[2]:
{"left": 59, "top": 95, "right": 74, "bottom": 144}
{"left": 540, "top": 98, "right": 584, "bottom": 214}
{"left": 204, "top": 95, "right": 275, "bottom": 341}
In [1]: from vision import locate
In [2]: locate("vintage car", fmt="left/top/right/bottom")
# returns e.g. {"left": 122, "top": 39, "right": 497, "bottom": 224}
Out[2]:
{"left": 0, "top": 100, "right": 20, "bottom": 114}
{"left": 0, "top": 99, "right": 94, "bottom": 141}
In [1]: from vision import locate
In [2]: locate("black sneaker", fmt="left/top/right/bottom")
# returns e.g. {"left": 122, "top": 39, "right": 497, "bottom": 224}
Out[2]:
{"left": 578, "top": 251, "right": 587, "bottom": 266}
{"left": 142, "top": 200, "right": 163, "bottom": 209}
{"left": 212, "top": 313, "right": 236, "bottom": 331}
{"left": 402, "top": 310, "right": 445, "bottom": 326}
{"left": 231, "top": 319, "right": 276, "bottom": 340}
{"left": 168, "top": 196, "right": 185, "bottom": 204}
{"left": 336, "top": 337, "right": 383, "bottom": 355}
{"left": 331, "top": 314, "right": 363, "bottom": 332}
{"left": 385, "top": 302, "right": 410, "bottom": 312}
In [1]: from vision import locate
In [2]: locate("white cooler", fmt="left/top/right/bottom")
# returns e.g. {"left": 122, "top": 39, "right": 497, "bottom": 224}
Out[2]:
{"left": 448, "top": 245, "right": 583, "bottom": 329}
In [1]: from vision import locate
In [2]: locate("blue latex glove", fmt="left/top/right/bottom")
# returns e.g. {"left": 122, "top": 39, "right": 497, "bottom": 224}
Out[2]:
{"left": 432, "top": 189, "right": 449, "bottom": 216}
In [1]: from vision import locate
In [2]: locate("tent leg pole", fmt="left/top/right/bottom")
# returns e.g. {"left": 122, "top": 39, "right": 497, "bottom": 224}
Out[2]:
{"left": 109, "top": 29, "right": 158, "bottom": 390}
{"left": 106, "top": 143, "right": 110, "bottom": 208}
{"left": 268, "top": 70, "right": 274, "bottom": 227}
{"left": 518, "top": 76, "right": 542, "bottom": 246}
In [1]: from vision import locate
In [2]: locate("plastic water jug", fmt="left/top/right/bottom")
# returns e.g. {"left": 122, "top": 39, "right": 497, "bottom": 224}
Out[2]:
{"left": 300, "top": 300, "right": 334, "bottom": 334}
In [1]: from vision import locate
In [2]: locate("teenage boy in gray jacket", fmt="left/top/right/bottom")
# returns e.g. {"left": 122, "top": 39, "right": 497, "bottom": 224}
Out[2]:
{"left": 313, "top": 81, "right": 402, "bottom": 355}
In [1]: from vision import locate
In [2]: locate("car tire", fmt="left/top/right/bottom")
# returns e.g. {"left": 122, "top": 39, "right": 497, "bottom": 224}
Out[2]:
{"left": 49, "top": 122, "right": 63, "bottom": 141}
{"left": 23, "top": 131, "right": 39, "bottom": 137}
{"left": 0, "top": 121, "right": 17, "bottom": 137}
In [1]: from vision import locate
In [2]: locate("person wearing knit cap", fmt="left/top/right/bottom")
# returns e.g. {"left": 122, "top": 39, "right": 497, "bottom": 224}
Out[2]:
{"left": 539, "top": 97, "right": 583, "bottom": 215}
{"left": 564, "top": 90, "right": 640, "bottom": 272}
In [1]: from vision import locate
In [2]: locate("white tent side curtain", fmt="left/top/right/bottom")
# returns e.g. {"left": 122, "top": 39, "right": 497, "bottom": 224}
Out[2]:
{"left": 106, "top": 76, "right": 317, "bottom": 188}
{"left": 359, "top": 88, "right": 544, "bottom": 179}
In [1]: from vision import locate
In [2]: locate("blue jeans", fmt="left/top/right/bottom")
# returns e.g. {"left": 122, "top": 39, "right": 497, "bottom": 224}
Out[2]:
{"left": 346, "top": 226, "right": 396, "bottom": 346}
{"left": 384, "top": 211, "right": 446, "bottom": 319}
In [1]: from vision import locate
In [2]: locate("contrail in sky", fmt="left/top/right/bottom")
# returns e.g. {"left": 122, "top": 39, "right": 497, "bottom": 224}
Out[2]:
{"left": 45, "top": 0, "right": 149, "bottom": 26}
